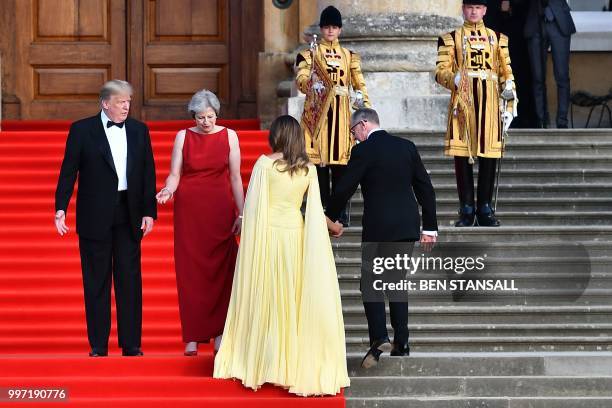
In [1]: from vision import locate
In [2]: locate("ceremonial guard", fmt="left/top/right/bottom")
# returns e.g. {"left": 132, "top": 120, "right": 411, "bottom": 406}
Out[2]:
{"left": 295, "top": 5, "right": 370, "bottom": 226}
{"left": 436, "top": 0, "right": 517, "bottom": 227}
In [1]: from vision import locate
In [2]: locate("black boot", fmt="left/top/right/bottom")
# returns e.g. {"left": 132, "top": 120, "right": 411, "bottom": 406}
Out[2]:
{"left": 476, "top": 158, "right": 500, "bottom": 227}
{"left": 454, "top": 157, "right": 475, "bottom": 227}
{"left": 456, "top": 204, "right": 476, "bottom": 227}
{"left": 476, "top": 203, "right": 500, "bottom": 227}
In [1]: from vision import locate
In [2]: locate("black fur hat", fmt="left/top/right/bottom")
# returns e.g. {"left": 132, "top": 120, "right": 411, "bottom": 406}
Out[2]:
{"left": 463, "top": 0, "right": 487, "bottom": 5}
{"left": 319, "top": 6, "right": 342, "bottom": 28}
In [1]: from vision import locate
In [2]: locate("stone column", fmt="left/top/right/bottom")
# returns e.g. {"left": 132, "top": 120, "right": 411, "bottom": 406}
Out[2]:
{"left": 257, "top": 0, "right": 317, "bottom": 128}
{"left": 288, "top": 0, "right": 462, "bottom": 131}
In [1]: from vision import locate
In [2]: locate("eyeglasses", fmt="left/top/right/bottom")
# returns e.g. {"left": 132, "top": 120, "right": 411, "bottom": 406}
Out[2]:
{"left": 350, "top": 120, "right": 365, "bottom": 136}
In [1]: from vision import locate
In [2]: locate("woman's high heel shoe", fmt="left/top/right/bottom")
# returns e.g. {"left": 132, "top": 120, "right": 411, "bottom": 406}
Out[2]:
{"left": 184, "top": 342, "right": 198, "bottom": 356}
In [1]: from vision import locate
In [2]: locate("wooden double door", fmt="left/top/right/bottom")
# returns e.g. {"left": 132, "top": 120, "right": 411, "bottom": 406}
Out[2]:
{"left": 14, "top": 0, "right": 261, "bottom": 120}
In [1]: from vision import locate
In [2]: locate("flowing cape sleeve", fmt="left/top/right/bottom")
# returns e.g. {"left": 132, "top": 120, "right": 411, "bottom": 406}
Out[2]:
{"left": 213, "top": 157, "right": 270, "bottom": 382}
{"left": 291, "top": 165, "right": 350, "bottom": 396}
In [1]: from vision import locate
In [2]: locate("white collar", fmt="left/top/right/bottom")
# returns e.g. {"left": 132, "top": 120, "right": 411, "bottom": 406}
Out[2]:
{"left": 100, "top": 110, "right": 111, "bottom": 126}
{"left": 100, "top": 110, "right": 125, "bottom": 128}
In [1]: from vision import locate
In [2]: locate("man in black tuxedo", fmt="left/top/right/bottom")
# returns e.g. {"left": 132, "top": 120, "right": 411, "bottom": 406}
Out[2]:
{"left": 326, "top": 108, "right": 438, "bottom": 368}
{"left": 54, "top": 80, "right": 157, "bottom": 357}
{"left": 522, "top": 0, "right": 576, "bottom": 128}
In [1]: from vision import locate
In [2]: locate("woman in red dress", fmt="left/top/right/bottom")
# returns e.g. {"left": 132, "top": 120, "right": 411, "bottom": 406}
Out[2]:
{"left": 156, "top": 90, "right": 243, "bottom": 356}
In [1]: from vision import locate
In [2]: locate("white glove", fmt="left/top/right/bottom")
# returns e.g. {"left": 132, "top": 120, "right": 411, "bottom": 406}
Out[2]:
{"left": 501, "top": 80, "right": 515, "bottom": 101}
{"left": 353, "top": 90, "right": 365, "bottom": 109}
{"left": 454, "top": 72, "right": 461, "bottom": 89}
{"left": 502, "top": 111, "right": 513, "bottom": 132}
{"left": 311, "top": 72, "right": 325, "bottom": 95}
{"left": 312, "top": 80, "right": 325, "bottom": 94}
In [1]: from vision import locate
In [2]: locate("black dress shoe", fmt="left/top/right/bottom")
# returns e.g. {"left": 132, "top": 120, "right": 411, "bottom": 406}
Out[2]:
{"left": 390, "top": 343, "right": 410, "bottom": 357}
{"left": 361, "top": 338, "right": 392, "bottom": 369}
{"left": 89, "top": 349, "right": 108, "bottom": 357}
{"left": 122, "top": 348, "right": 143, "bottom": 356}
{"left": 455, "top": 204, "right": 475, "bottom": 227}
{"left": 476, "top": 204, "right": 500, "bottom": 227}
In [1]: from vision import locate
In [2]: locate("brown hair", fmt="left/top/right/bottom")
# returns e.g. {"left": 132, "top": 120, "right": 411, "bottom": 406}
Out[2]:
{"left": 268, "top": 115, "right": 310, "bottom": 177}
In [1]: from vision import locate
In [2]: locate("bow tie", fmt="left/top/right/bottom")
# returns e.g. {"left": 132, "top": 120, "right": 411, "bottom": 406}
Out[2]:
{"left": 107, "top": 120, "right": 125, "bottom": 129}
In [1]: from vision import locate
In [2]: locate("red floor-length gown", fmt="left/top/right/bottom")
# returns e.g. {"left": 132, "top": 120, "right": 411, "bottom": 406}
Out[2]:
{"left": 174, "top": 127, "right": 238, "bottom": 342}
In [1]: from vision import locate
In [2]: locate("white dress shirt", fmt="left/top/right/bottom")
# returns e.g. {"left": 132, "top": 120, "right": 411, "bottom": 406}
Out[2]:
{"left": 365, "top": 127, "right": 437, "bottom": 238}
{"left": 100, "top": 110, "right": 128, "bottom": 191}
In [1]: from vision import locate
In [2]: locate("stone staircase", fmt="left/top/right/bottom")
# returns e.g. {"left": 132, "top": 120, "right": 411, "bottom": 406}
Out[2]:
{"left": 337, "top": 129, "right": 612, "bottom": 407}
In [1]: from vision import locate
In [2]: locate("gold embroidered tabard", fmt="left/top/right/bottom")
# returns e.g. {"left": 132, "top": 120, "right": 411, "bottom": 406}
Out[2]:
{"left": 296, "top": 38, "right": 370, "bottom": 165}
{"left": 436, "top": 21, "right": 516, "bottom": 159}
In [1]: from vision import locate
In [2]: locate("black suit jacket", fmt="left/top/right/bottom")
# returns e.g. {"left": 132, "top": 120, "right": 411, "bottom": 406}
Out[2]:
{"left": 326, "top": 130, "right": 437, "bottom": 242}
{"left": 523, "top": 0, "right": 576, "bottom": 38}
{"left": 55, "top": 113, "right": 157, "bottom": 241}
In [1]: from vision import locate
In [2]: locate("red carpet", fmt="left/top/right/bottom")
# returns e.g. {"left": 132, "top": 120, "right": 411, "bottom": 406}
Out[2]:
{"left": 1, "top": 119, "right": 261, "bottom": 132}
{"left": 0, "top": 121, "right": 344, "bottom": 407}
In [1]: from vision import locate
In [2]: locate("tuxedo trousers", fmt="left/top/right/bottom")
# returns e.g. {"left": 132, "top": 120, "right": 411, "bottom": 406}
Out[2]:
{"left": 361, "top": 240, "right": 415, "bottom": 348}
{"left": 78, "top": 192, "right": 142, "bottom": 351}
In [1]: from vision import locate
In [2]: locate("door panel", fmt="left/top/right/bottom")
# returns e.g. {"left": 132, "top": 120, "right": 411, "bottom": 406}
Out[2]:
{"left": 15, "top": 0, "right": 126, "bottom": 119}
{"left": 131, "top": 0, "right": 230, "bottom": 120}
{"left": 10, "top": 0, "right": 261, "bottom": 120}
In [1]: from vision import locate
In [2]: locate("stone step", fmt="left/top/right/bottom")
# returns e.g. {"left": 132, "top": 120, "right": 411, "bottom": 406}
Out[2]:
{"left": 345, "top": 211, "right": 612, "bottom": 227}
{"left": 343, "top": 323, "right": 612, "bottom": 340}
{"left": 354, "top": 183, "right": 612, "bottom": 200}
{"left": 413, "top": 140, "right": 612, "bottom": 156}
{"left": 426, "top": 171, "right": 612, "bottom": 184}
{"left": 334, "top": 226, "right": 612, "bottom": 243}
{"left": 348, "top": 197, "right": 612, "bottom": 212}
{"left": 338, "top": 276, "right": 611, "bottom": 293}
{"left": 344, "top": 335, "right": 612, "bottom": 352}
{"left": 338, "top": 266, "right": 611, "bottom": 279}
{"left": 419, "top": 158, "right": 612, "bottom": 171}
{"left": 349, "top": 183, "right": 612, "bottom": 199}
{"left": 395, "top": 129, "right": 612, "bottom": 143}
{"left": 346, "top": 396, "right": 612, "bottom": 408}
{"left": 345, "top": 352, "right": 612, "bottom": 377}
{"left": 332, "top": 241, "right": 612, "bottom": 258}
{"left": 341, "top": 305, "right": 612, "bottom": 325}
{"left": 338, "top": 288, "right": 612, "bottom": 305}
{"left": 347, "top": 376, "right": 612, "bottom": 398}
{"left": 336, "top": 258, "right": 611, "bottom": 282}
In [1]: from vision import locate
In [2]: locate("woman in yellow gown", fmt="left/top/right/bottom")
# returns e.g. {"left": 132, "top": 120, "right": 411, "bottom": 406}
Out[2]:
{"left": 213, "top": 115, "right": 349, "bottom": 396}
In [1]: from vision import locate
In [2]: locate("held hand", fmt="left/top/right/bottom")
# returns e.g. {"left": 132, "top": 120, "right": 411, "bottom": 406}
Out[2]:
{"left": 141, "top": 217, "right": 154, "bottom": 237}
{"left": 419, "top": 233, "right": 437, "bottom": 252}
{"left": 54, "top": 210, "right": 69, "bottom": 236}
{"left": 231, "top": 216, "right": 242, "bottom": 236}
{"left": 156, "top": 188, "right": 173, "bottom": 204}
{"left": 330, "top": 221, "right": 344, "bottom": 238}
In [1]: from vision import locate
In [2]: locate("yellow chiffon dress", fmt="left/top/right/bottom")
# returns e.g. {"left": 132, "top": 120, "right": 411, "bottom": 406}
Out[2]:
{"left": 213, "top": 155, "right": 350, "bottom": 396}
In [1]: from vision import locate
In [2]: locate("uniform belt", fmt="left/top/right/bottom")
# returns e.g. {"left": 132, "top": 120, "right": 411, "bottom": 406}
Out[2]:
{"left": 334, "top": 85, "right": 349, "bottom": 96}
{"left": 467, "top": 71, "right": 499, "bottom": 81}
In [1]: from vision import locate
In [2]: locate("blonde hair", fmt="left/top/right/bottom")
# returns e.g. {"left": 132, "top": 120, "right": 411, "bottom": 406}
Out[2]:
{"left": 268, "top": 115, "right": 310, "bottom": 177}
